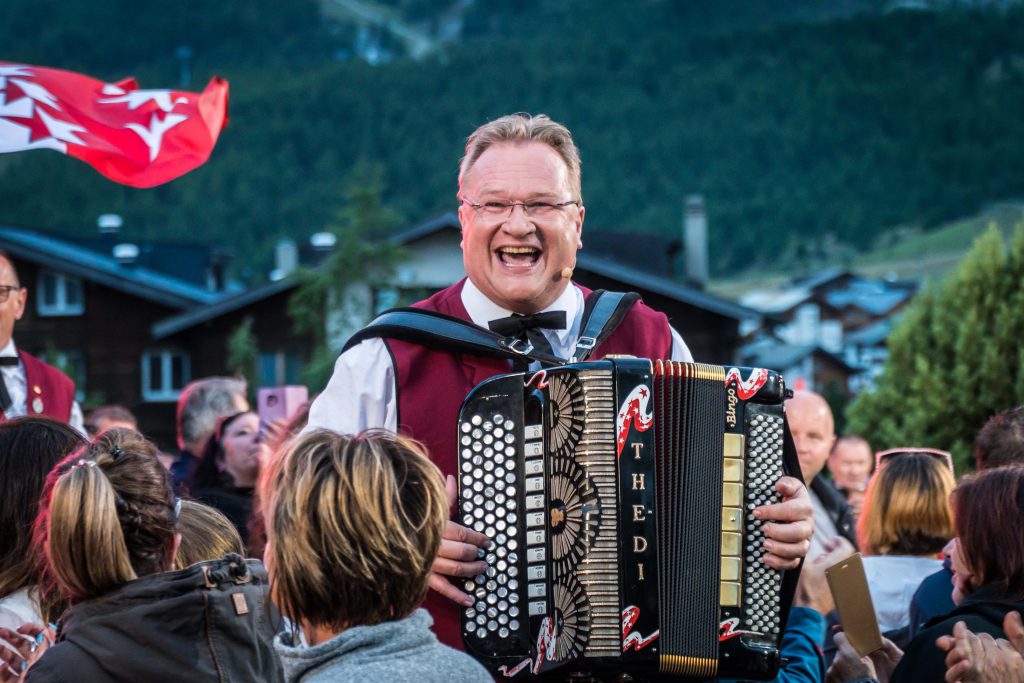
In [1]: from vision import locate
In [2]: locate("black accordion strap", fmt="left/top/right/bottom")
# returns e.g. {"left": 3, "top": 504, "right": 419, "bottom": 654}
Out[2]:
{"left": 341, "top": 307, "right": 566, "bottom": 366}
{"left": 571, "top": 289, "right": 641, "bottom": 362}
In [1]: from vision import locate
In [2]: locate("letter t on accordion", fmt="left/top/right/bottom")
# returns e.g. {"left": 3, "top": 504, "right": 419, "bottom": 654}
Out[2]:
{"left": 456, "top": 358, "right": 800, "bottom": 681}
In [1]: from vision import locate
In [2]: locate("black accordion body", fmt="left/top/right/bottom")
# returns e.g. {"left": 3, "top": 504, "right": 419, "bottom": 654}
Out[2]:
{"left": 456, "top": 358, "right": 799, "bottom": 681}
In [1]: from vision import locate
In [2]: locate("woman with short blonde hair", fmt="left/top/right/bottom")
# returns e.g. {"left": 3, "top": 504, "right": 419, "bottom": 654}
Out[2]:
{"left": 262, "top": 428, "right": 489, "bottom": 682}
{"left": 857, "top": 450, "right": 955, "bottom": 635}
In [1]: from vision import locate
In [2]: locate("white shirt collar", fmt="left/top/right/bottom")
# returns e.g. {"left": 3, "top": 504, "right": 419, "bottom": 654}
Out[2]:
{"left": 462, "top": 279, "right": 581, "bottom": 346}
{"left": 0, "top": 339, "right": 17, "bottom": 359}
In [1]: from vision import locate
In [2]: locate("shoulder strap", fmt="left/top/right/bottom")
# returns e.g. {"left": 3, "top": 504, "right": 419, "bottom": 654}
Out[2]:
{"left": 342, "top": 308, "right": 566, "bottom": 366}
{"left": 571, "top": 290, "right": 641, "bottom": 362}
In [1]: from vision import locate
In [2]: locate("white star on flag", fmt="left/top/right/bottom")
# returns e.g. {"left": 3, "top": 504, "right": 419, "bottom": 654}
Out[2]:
{"left": 99, "top": 90, "right": 190, "bottom": 113}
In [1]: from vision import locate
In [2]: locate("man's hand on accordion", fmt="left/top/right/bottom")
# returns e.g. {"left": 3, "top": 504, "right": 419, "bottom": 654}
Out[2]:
{"left": 429, "top": 474, "right": 492, "bottom": 607}
{"left": 754, "top": 475, "right": 815, "bottom": 569}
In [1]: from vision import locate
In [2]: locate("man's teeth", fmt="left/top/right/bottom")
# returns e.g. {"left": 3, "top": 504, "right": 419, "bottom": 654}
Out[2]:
{"left": 501, "top": 247, "right": 537, "bottom": 255}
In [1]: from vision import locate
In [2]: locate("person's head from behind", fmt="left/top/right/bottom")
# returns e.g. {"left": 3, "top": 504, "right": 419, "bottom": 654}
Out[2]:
{"left": 192, "top": 411, "right": 263, "bottom": 490}
{"left": 0, "top": 417, "right": 86, "bottom": 598}
{"left": 35, "top": 428, "right": 179, "bottom": 604}
{"left": 974, "top": 405, "right": 1024, "bottom": 471}
{"left": 260, "top": 429, "right": 448, "bottom": 636}
{"left": 84, "top": 405, "right": 138, "bottom": 438}
{"left": 949, "top": 464, "right": 1024, "bottom": 605}
{"left": 176, "top": 376, "right": 249, "bottom": 455}
{"left": 785, "top": 390, "right": 836, "bottom": 482}
{"left": 457, "top": 113, "right": 585, "bottom": 314}
{"left": 828, "top": 435, "right": 873, "bottom": 492}
{"left": 173, "top": 499, "right": 244, "bottom": 570}
{"left": 857, "top": 451, "right": 955, "bottom": 557}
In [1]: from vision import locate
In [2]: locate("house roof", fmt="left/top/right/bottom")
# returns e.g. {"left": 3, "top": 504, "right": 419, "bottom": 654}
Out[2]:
{"left": 824, "top": 278, "right": 913, "bottom": 316}
{"left": 739, "top": 337, "right": 855, "bottom": 373}
{"left": 151, "top": 278, "right": 297, "bottom": 339}
{"left": 0, "top": 225, "right": 227, "bottom": 309}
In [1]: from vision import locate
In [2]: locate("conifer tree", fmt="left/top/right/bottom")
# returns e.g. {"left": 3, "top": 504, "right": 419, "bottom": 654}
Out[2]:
{"left": 846, "top": 224, "right": 1024, "bottom": 472}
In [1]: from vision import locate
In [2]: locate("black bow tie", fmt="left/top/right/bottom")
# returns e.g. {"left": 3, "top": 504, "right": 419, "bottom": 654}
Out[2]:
{"left": 488, "top": 311, "right": 567, "bottom": 337}
{"left": 0, "top": 356, "right": 18, "bottom": 367}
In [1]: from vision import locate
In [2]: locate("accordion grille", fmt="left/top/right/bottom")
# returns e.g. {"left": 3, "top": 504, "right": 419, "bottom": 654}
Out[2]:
{"left": 550, "top": 369, "right": 621, "bottom": 658}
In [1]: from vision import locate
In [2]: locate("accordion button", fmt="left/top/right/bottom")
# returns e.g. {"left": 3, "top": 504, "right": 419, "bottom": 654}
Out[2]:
{"left": 529, "top": 601, "right": 546, "bottom": 616}
{"left": 509, "top": 606, "right": 520, "bottom": 618}
{"left": 528, "top": 583, "right": 546, "bottom": 598}
{"left": 510, "top": 619, "right": 520, "bottom": 630}
{"left": 525, "top": 477, "right": 545, "bottom": 493}
{"left": 499, "top": 627, "right": 510, "bottom": 638}
{"left": 527, "top": 530, "right": 545, "bottom": 545}
{"left": 528, "top": 565, "right": 546, "bottom": 581}
{"left": 527, "top": 547, "right": 546, "bottom": 562}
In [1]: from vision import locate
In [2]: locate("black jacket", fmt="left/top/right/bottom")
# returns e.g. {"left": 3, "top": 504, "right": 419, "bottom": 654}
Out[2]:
{"left": 26, "top": 556, "right": 282, "bottom": 683}
{"left": 811, "top": 475, "right": 858, "bottom": 549}
{"left": 890, "top": 584, "right": 1024, "bottom": 683}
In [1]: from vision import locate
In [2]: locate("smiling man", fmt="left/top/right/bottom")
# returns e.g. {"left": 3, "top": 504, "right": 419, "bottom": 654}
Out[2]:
{"left": 306, "top": 114, "right": 813, "bottom": 651}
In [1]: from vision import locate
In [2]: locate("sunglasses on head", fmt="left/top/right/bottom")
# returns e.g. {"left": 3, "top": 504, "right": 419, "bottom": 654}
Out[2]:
{"left": 874, "top": 447, "right": 955, "bottom": 476}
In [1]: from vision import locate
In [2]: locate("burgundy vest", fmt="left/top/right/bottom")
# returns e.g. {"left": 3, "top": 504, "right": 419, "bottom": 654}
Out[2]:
{"left": 384, "top": 278, "right": 673, "bottom": 650}
{"left": 0, "top": 349, "right": 76, "bottom": 423}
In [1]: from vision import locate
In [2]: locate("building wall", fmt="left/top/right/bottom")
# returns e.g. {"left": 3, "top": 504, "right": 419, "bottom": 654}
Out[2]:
{"left": 8, "top": 257, "right": 181, "bottom": 447}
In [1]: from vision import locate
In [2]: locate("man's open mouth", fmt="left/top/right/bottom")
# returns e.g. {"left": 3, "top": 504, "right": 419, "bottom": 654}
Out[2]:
{"left": 497, "top": 246, "right": 541, "bottom": 266}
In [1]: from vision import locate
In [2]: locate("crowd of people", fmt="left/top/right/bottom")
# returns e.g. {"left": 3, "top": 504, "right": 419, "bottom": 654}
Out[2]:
{"left": 1, "top": 112, "right": 1023, "bottom": 683}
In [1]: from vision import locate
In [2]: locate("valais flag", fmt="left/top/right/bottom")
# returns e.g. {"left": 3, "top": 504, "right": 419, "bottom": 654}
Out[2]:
{"left": 0, "top": 62, "right": 228, "bottom": 188}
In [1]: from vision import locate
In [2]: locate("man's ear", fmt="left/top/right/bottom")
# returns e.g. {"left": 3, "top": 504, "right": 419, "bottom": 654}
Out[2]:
{"left": 458, "top": 205, "right": 469, "bottom": 249}
{"left": 575, "top": 205, "right": 585, "bottom": 249}
{"left": 13, "top": 288, "right": 26, "bottom": 321}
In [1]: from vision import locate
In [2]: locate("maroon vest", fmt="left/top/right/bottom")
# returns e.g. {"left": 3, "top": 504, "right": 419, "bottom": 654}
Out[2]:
{"left": 0, "top": 349, "right": 76, "bottom": 423}
{"left": 384, "top": 278, "right": 673, "bottom": 650}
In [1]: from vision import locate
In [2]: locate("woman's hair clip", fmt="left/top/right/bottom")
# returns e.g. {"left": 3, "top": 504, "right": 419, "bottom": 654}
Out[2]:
{"left": 71, "top": 458, "right": 96, "bottom": 470}
{"left": 110, "top": 446, "right": 124, "bottom": 459}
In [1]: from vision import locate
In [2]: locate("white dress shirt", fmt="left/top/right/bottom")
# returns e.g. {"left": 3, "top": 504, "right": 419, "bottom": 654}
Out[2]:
{"left": 0, "top": 338, "right": 85, "bottom": 434}
{"left": 306, "top": 281, "right": 692, "bottom": 436}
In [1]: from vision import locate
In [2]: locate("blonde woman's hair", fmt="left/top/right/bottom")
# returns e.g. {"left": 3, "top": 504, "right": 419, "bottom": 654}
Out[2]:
{"left": 857, "top": 452, "right": 955, "bottom": 556}
{"left": 458, "top": 113, "right": 583, "bottom": 202}
{"left": 35, "top": 428, "right": 177, "bottom": 604}
{"left": 260, "top": 429, "right": 448, "bottom": 630}
{"left": 174, "top": 499, "right": 244, "bottom": 569}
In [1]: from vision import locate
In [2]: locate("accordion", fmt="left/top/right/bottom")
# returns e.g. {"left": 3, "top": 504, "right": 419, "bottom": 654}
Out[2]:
{"left": 456, "top": 358, "right": 799, "bottom": 681}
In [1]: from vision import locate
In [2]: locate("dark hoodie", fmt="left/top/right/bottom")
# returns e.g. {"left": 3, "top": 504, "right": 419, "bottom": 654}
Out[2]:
{"left": 25, "top": 556, "right": 282, "bottom": 683}
{"left": 890, "top": 583, "right": 1024, "bottom": 683}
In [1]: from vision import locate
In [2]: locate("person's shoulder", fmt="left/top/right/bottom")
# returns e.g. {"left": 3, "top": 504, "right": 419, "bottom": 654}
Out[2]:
{"left": 23, "top": 641, "right": 89, "bottom": 683}
{"left": 429, "top": 642, "right": 492, "bottom": 682}
{"left": 17, "top": 349, "right": 75, "bottom": 387}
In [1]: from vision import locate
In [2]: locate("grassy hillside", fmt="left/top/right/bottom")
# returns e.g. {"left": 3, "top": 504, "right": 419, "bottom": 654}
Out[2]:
{"left": 2, "top": 1, "right": 1024, "bottom": 282}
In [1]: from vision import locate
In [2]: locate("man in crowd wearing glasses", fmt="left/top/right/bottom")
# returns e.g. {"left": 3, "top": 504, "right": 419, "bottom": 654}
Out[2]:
{"left": 0, "top": 251, "right": 83, "bottom": 431}
{"left": 306, "top": 113, "right": 814, "bottom": 649}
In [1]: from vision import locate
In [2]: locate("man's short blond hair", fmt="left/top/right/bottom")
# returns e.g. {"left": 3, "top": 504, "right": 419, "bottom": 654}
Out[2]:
{"left": 260, "top": 429, "right": 448, "bottom": 630}
{"left": 459, "top": 113, "right": 583, "bottom": 202}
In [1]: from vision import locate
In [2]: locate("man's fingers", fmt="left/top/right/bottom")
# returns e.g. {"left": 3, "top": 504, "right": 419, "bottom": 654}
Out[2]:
{"left": 937, "top": 634, "right": 957, "bottom": 652}
{"left": 428, "top": 572, "right": 474, "bottom": 607}
{"left": 437, "top": 538, "right": 485, "bottom": 563}
{"left": 444, "top": 520, "right": 490, "bottom": 548}
{"left": 432, "top": 555, "right": 487, "bottom": 579}
{"left": 762, "top": 549, "right": 802, "bottom": 570}
{"left": 763, "top": 520, "right": 814, "bottom": 545}
{"left": 945, "top": 659, "right": 971, "bottom": 683}
{"left": 755, "top": 478, "right": 813, "bottom": 523}
{"left": 446, "top": 474, "right": 457, "bottom": 509}
{"left": 1005, "top": 611, "right": 1024, "bottom": 655}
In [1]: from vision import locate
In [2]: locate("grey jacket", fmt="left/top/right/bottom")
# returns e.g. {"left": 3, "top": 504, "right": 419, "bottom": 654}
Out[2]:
{"left": 275, "top": 609, "right": 490, "bottom": 683}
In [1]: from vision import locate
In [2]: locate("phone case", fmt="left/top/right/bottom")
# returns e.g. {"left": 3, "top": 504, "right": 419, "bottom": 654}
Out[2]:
{"left": 825, "top": 552, "right": 884, "bottom": 656}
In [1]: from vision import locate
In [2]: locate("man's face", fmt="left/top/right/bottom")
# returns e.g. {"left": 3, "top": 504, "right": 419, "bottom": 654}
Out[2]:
{"left": 786, "top": 392, "right": 836, "bottom": 482}
{"left": 0, "top": 257, "right": 26, "bottom": 349}
{"left": 828, "top": 439, "right": 873, "bottom": 491}
{"left": 459, "top": 141, "right": 584, "bottom": 314}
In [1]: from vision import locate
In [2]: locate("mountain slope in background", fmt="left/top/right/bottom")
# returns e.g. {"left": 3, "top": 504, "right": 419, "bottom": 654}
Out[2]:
{"left": 2, "top": 0, "right": 1023, "bottom": 282}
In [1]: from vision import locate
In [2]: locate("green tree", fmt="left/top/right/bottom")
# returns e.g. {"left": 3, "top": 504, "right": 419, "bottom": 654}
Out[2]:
{"left": 847, "top": 224, "right": 1024, "bottom": 472}
{"left": 289, "top": 160, "right": 406, "bottom": 390}
{"left": 226, "top": 315, "right": 259, "bottom": 402}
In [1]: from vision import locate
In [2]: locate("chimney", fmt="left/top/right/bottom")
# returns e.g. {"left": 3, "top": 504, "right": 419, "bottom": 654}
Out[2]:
{"left": 270, "top": 239, "right": 298, "bottom": 281}
{"left": 112, "top": 243, "right": 139, "bottom": 266}
{"left": 310, "top": 232, "right": 337, "bottom": 251}
{"left": 684, "top": 195, "right": 709, "bottom": 287}
{"left": 97, "top": 214, "right": 123, "bottom": 235}
{"left": 207, "top": 247, "right": 232, "bottom": 292}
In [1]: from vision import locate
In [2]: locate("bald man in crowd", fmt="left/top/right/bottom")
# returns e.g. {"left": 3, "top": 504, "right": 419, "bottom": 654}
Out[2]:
{"left": 786, "top": 390, "right": 858, "bottom": 559}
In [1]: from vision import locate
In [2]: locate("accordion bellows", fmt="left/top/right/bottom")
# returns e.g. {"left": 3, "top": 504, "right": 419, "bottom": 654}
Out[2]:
{"left": 457, "top": 359, "right": 798, "bottom": 681}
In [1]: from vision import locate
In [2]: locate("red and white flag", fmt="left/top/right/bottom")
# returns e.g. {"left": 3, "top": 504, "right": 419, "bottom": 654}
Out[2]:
{"left": 0, "top": 62, "right": 228, "bottom": 188}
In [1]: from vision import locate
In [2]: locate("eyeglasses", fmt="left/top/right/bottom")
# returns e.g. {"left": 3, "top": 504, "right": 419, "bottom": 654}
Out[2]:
{"left": 875, "top": 447, "right": 955, "bottom": 476}
{"left": 459, "top": 195, "right": 581, "bottom": 220}
{"left": 0, "top": 285, "right": 22, "bottom": 303}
